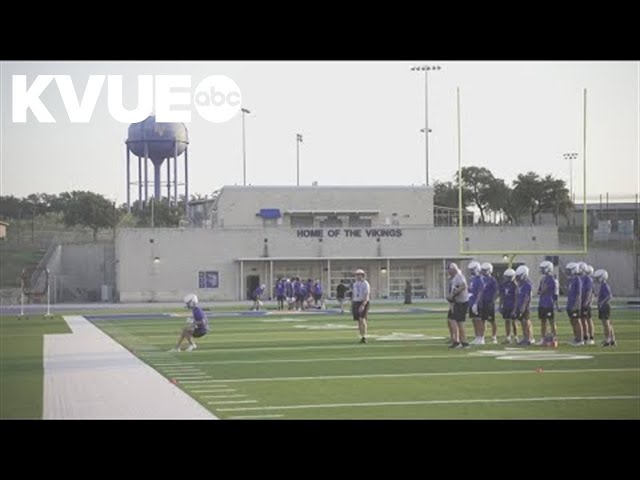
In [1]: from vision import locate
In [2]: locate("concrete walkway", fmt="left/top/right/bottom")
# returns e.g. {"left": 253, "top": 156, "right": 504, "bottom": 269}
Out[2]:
{"left": 43, "top": 316, "right": 217, "bottom": 419}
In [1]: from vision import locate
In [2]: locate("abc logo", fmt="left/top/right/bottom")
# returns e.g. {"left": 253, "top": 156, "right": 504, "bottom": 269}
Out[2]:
{"left": 194, "top": 75, "right": 242, "bottom": 123}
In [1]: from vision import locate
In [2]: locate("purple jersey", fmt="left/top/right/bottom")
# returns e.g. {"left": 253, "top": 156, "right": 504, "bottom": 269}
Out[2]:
{"left": 538, "top": 274, "right": 556, "bottom": 309}
{"left": 468, "top": 275, "right": 484, "bottom": 306}
{"left": 581, "top": 275, "right": 594, "bottom": 308}
{"left": 598, "top": 283, "right": 612, "bottom": 307}
{"left": 481, "top": 276, "right": 498, "bottom": 308}
{"left": 192, "top": 306, "right": 208, "bottom": 331}
{"left": 275, "top": 282, "right": 285, "bottom": 296}
{"left": 567, "top": 276, "right": 582, "bottom": 311}
{"left": 500, "top": 280, "right": 516, "bottom": 310}
{"left": 515, "top": 279, "right": 532, "bottom": 313}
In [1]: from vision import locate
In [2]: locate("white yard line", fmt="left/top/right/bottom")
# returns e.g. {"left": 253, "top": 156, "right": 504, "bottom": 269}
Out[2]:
{"left": 192, "top": 389, "right": 238, "bottom": 393}
{"left": 207, "top": 400, "right": 258, "bottom": 405}
{"left": 43, "top": 316, "right": 217, "bottom": 419}
{"left": 218, "top": 395, "right": 640, "bottom": 412}
{"left": 192, "top": 367, "right": 640, "bottom": 383}
{"left": 191, "top": 386, "right": 229, "bottom": 391}
{"left": 228, "top": 414, "right": 284, "bottom": 419}
{"left": 201, "top": 394, "right": 248, "bottom": 399}
{"left": 116, "top": 350, "right": 640, "bottom": 367}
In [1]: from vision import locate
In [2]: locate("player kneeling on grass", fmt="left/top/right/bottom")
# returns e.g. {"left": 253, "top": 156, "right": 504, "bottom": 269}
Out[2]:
{"left": 593, "top": 269, "right": 616, "bottom": 347}
{"left": 170, "top": 294, "right": 209, "bottom": 352}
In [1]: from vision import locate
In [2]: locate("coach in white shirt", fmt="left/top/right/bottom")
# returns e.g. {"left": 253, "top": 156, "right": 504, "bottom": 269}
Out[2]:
{"left": 352, "top": 269, "right": 371, "bottom": 344}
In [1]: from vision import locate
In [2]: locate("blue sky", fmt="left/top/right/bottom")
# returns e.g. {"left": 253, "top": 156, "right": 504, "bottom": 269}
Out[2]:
{"left": 1, "top": 61, "right": 637, "bottom": 204}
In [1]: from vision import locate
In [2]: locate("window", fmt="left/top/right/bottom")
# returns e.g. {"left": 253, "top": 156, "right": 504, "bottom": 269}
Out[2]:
{"left": 389, "top": 265, "right": 426, "bottom": 299}
{"left": 291, "top": 215, "right": 314, "bottom": 228}
{"left": 349, "top": 215, "right": 371, "bottom": 227}
{"left": 320, "top": 216, "right": 343, "bottom": 228}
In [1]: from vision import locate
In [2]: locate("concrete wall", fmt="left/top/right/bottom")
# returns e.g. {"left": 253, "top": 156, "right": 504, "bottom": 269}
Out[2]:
{"left": 215, "top": 185, "right": 434, "bottom": 227}
{"left": 47, "top": 243, "right": 116, "bottom": 302}
{"left": 115, "top": 226, "right": 561, "bottom": 302}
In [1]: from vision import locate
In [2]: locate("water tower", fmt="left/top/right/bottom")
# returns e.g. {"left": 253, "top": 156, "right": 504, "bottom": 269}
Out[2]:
{"left": 125, "top": 115, "right": 189, "bottom": 212}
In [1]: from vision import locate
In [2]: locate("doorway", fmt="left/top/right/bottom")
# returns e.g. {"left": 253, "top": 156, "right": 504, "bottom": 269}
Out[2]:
{"left": 246, "top": 275, "right": 260, "bottom": 300}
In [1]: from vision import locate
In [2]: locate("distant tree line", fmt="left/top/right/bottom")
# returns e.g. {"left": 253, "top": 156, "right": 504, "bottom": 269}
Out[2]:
{"left": 0, "top": 192, "right": 191, "bottom": 240}
{"left": 434, "top": 167, "right": 573, "bottom": 225}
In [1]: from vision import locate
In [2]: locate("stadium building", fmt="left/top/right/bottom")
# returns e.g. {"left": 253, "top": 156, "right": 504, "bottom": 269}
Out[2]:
{"left": 115, "top": 185, "right": 561, "bottom": 302}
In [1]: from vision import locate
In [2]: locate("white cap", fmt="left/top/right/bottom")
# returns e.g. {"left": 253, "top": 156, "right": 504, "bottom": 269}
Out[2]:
{"left": 355, "top": 269, "right": 366, "bottom": 276}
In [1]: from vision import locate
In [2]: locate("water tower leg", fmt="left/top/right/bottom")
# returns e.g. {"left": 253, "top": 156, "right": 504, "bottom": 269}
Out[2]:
{"left": 174, "top": 141, "right": 178, "bottom": 206}
{"left": 126, "top": 148, "right": 131, "bottom": 213}
{"left": 166, "top": 157, "right": 171, "bottom": 202}
{"left": 144, "top": 142, "right": 149, "bottom": 204}
{"left": 154, "top": 161, "right": 162, "bottom": 201}
{"left": 184, "top": 147, "right": 189, "bottom": 213}
{"left": 138, "top": 156, "right": 142, "bottom": 210}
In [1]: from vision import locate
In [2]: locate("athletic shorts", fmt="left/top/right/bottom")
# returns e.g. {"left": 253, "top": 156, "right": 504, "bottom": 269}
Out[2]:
{"left": 481, "top": 304, "right": 495, "bottom": 322}
{"left": 501, "top": 307, "right": 514, "bottom": 320}
{"left": 538, "top": 307, "right": 555, "bottom": 321}
{"left": 580, "top": 306, "right": 592, "bottom": 320}
{"left": 193, "top": 327, "right": 208, "bottom": 338}
{"left": 567, "top": 309, "right": 581, "bottom": 320}
{"left": 598, "top": 305, "right": 610, "bottom": 321}
{"left": 448, "top": 302, "right": 468, "bottom": 322}
{"left": 352, "top": 301, "right": 370, "bottom": 320}
{"left": 516, "top": 310, "right": 530, "bottom": 322}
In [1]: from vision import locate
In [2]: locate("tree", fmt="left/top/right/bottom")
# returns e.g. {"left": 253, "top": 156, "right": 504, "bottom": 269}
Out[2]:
{"left": 434, "top": 181, "right": 458, "bottom": 208}
{"left": 63, "top": 191, "right": 117, "bottom": 241}
{"left": 0, "top": 195, "right": 23, "bottom": 220}
{"left": 458, "top": 167, "right": 496, "bottom": 223}
{"left": 484, "top": 178, "right": 524, "bottom": 225}
{"left": 540, "top": 175, "right": 573, "bottom": 225}
{"left": 130, "top": 199, "right": 183, "bottom": 227}
{"left": 512, "top": 172, "right": 572, "bottom": 225}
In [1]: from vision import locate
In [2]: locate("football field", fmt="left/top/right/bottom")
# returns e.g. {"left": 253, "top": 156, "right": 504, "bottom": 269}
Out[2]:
{"left": 93, "top": 306, "right": 640, "bottom": 419}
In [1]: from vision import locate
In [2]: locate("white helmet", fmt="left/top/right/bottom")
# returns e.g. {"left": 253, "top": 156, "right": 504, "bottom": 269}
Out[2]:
{"left": 184, "top": 293, "right": 198, "bottom": 308}
{"left": 480, "top": 262, "right": 493, "bottom": 275}
{"left": 539, "top": 260, "right": 554, "bottom": 274}
{"left": 577, "top": 262, "right": 588, "bottom": 274}
{"left": 503, "top": 268, "right": 516, "bottom": 279}
{"left": 593, "top": 269, "right": 609, "bottom": 282}
{"left": 515, "top": 265, "right": 529, "bottom": 280}
{"left": 565, "top": 262, "right": 580, "bottom": 276}
{"left": 584, "top": 264, "right": 594, "bottom": 276}
{"left": 467, "top": 261, "right": 481, "bottom": 275}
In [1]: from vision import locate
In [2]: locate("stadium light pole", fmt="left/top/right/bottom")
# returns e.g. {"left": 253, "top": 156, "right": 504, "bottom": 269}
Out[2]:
{"left": 241, "top": 108, "right": 251, "bottom": 186}
{"left": 563, "top": 152, "right": 578, "bottom": 201}
{"left": 296, "top": 133, "right": 303, "bottom": 186}
{"left": 411, "top": 64, "right": 442, "bottom": 186}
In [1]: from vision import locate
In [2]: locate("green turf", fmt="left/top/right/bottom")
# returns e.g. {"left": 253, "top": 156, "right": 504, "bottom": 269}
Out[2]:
{"left": 0, "top": 314, "right": 71, "bottom": 419}
{"left": 95, "top": 308, "right": 640, "bottom": 419}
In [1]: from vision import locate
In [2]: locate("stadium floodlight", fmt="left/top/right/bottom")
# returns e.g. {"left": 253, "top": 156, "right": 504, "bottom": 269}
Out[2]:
{"left": 296, "top": 133, "right": 303, "bottom": 186}
{"left": 411, "top": 64, "right": 442, "bottom": 186}
{"left": 241, "top": 108, "right": 251, "bottom": 186}
{"left": 456, "top": 87, "right": 589, "bottom": 259}
{"left": 563, "top": 152, "right": 578, "bottom": 200}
